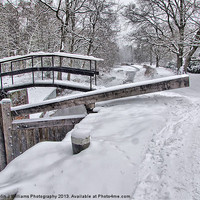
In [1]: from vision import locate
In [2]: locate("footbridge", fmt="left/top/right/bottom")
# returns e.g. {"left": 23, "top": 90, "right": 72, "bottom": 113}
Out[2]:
{"left": 0, "top": 52, "right": 103, "bottom": 98}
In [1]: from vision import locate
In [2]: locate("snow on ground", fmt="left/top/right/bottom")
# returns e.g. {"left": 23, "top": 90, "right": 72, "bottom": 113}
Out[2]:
{"left": 0, "top": 66, "right": 199, "bottom": 200}
{"left": 28, "top": 87, "right": 55, "bottom": 104}
{"left": 27, "top": 87, "right": 56, "bottom": 118}
{"left": 98, "top": 64, "right": 175, "bottom": 87}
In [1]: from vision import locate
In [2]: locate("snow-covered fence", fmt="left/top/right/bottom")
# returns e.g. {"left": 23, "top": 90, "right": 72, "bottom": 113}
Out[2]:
{"left": 0, "top": 74, "right": 189, "bottom": 170}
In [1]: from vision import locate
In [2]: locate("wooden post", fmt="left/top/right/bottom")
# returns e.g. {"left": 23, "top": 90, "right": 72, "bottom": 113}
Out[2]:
{"left": 71, "top": 133, "right": 90, "bottom": 154}
{"left": 0, "top": 102, "right": 7, "bottom": 171}
{"left": 1, "top": 99, "right": 13, "bottom": 164}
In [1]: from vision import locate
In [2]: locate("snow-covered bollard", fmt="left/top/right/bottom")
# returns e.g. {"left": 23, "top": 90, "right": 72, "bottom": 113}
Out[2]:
{"left": 85, "top": 103, "right": 95, "bottom": 114}
{"left": 71, "top": 130, "right": 90, "bottom": 154}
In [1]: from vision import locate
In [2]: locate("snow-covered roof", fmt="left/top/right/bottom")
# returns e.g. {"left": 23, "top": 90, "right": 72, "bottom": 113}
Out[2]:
{"left": 0, "top": 52, "right": 104, "bottom": 63}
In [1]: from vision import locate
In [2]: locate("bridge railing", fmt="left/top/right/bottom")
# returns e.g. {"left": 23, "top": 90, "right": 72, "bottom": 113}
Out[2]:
{"left": 0, "top": 52, "right": 103, "bottom": 92}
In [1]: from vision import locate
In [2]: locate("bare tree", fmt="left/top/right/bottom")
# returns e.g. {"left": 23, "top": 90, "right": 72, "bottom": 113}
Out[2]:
{"left": 37, "top": 0, "right": 87, "bottom": 51}
{"left": 75, "top": 0, "right": 118, "bottom": 68}
{"left": 183, "top": 28, "right": 200, "bottom": 71}
{"left": 124, "top": 0, "right": 200, "bottom": 71}
{"left": 0, "top": 0, "right": 119, "bottom": 72}
{"left": 37, "top": 0, "right": 89, "bottom": 80}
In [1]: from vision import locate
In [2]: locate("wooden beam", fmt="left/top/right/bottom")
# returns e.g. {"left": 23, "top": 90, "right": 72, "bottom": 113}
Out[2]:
{"left": 12, "top": 115, "right": 85, "bottom": 130}
{"left": 0, "top": 102, "right": 7, "bottom": 171}
{"left": 11, "top": 75, "right": 189, "bottom": 116}
{"left": 1, "top": 99, "right": 13, "bottom": 164}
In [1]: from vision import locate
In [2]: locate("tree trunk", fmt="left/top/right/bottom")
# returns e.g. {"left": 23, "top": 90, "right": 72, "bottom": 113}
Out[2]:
{"left": 177, "top": 0, "right": 185, "bottom": 71}
{"left": 176, "top": 53, "right": 183, "bottom": 71}
{"left": 67, "top": 12, "right": 76, "bottom": 81}
{"left": 183, "top": 46, "right": 198, "bottom": 73}
{"left": 156, "top": 55, "right": 159, "bottom": 68}
{"left": 58, "top": 54, "right": 63, "bottom": 80}
{"left": 177, "top": 29, "right": 184, "bottom": 70}
{"left": 183, "top": 29, "right": 200, "bottom": 72}
{"left": 57, "top": 26, "right": 66, "bottom": 80}
{"left": 150, "top": 45, "right": 153, "bottom": 66}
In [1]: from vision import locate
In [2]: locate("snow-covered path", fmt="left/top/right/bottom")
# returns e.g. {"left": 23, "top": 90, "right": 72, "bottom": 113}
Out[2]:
{"left": 0, "top": 73, "right": 200, "bottom": 200}
{"left": 131, "top": 74, "right": 200, "bottom": 199}
{"left": 132, "top": 92, "right": 200, "bottom": 199}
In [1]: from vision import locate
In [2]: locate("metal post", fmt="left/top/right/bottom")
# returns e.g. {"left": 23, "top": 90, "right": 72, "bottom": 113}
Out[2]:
{"left": 0, "top": 63, "right": 2, "bottom": 90}
{"left": 32, "top": 57, "right": 34, "bottom": 84}
{"left": 89, "top": 60, "right": 92, "bottom": 90}
{"left": 58, "top": 56, "right": 62, "bottom": 80}
{"left": 52, "top": 56, "right": 55, "bottom": 84}
{"left": 41, "top": 57, "right": 44, "bottom": 80}
{"left": 11, "top": 62, "right": 14, "bottom": 85}
{"left": 95, "top": 61, "right": 97, "bottom": 86}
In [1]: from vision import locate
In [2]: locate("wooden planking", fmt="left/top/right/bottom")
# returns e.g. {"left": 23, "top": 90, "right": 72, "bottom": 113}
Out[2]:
{"left": 11, "top": 75, "right": 189, "bottom": 116}
{"left": 19, "top": 129, "right": 27, "bottom": 154}
{"left": 10, "top": 124, "right": 77, "bottom": 159}
{"left": 12, "top": 115, "right": 85, "bottom": 130}
{"left": 11, "top": 129, "right": 20, "bottom": 158}
{"left": 9, "top": 115, "right": 84, "bottom": 160}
